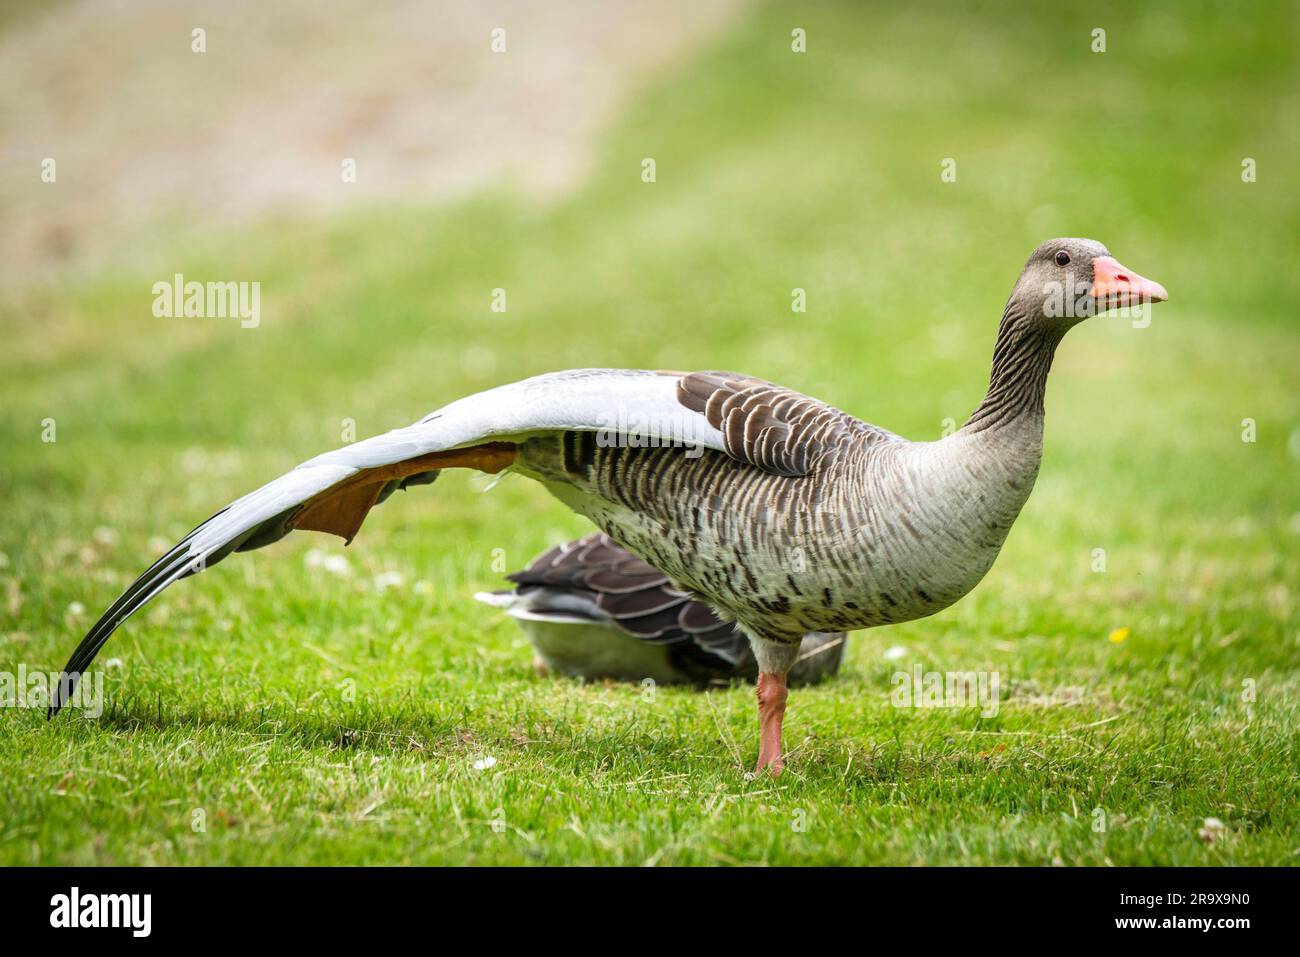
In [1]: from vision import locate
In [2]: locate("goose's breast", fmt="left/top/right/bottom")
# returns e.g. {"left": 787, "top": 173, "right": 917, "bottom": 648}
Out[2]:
{"left": 853, "top": 435, "right": 1041, "bottom": 618}
{"left": 766, "top": 436, "right": 1042, "bottom": 629}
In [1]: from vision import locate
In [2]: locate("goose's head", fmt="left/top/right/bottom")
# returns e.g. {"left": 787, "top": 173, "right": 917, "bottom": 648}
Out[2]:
{"left": 1008, "top": 238, "right": 1168, "bottom": 330}
{"left": 967, "top": 239, "right": 1168, "bottom": 427}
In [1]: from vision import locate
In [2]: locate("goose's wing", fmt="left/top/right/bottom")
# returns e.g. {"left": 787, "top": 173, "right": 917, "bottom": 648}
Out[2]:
{"left": 507, "top": 534, "right": 749, "bottom": 666}
{"left": 675, "top": 371, "right": 897, "bottom": 477}
{"left": 55, "top": 368, "right": 808, "bottom": 711}
{"left": 494, "top": 535, "right": 852, "bottom": 684}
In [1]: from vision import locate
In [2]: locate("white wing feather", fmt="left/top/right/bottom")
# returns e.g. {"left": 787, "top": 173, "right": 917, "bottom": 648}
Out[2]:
{"left": 192, "top": 369, "right": 722, "bottom": 555}
{"left": 51, "top": 369, "right": 724, "bottom": 706}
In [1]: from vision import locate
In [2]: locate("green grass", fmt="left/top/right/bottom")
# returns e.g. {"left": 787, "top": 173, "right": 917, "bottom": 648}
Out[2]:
{"left": 1, "top": 0, "right": 1298, "bottom": 865}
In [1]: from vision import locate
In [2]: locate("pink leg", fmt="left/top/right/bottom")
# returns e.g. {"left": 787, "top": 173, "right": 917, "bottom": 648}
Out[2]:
{"left": 754, "top": 671, "right": 789, "bottom": 774}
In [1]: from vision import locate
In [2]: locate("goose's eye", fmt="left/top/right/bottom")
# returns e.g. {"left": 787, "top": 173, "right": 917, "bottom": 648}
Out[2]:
{"left": 1054, "top": 250, "right": 1071, "bottom": 267}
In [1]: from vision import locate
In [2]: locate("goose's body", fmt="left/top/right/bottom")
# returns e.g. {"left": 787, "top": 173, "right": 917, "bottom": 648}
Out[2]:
{"left": 475, "top": 533, "right": 847, "bottom": 685}
{"left": 51, "top": 239, "right": 1167, "bottom": 773}
{"left": 521, "top": 399, "right": 1043, "bottom": 641}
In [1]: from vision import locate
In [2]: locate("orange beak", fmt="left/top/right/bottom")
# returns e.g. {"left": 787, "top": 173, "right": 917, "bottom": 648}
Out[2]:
{"left": 1091, "top": 256, "right": 1168, "bottom": 309}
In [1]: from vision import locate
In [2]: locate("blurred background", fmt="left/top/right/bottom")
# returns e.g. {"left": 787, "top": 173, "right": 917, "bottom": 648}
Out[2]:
{"left": 0, "top": 0, "right": 1296, "bottom": 864}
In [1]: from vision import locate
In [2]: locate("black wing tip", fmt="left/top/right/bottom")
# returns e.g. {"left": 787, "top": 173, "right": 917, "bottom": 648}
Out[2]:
{"left": 44, "top": 543, "right": 198, "bottom": 724}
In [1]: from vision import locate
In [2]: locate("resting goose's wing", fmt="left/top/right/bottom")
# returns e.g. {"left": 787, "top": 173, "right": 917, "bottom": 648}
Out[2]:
{"left": 490, "top": 533, "right": 851, "bottom": 684}
{"left": 675, "top": 371, "right": 897, "bottom": 477}
{"left": 506, "top": 534, "right": 748, "bottom": 665}
{"left": 53, "top": 369, "right": 788, "bottom": 712}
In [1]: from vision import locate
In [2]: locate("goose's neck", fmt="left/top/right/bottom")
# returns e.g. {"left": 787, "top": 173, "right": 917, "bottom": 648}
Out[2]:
{"left": 960, "top": 305, "right": 1064, "bottom": 436}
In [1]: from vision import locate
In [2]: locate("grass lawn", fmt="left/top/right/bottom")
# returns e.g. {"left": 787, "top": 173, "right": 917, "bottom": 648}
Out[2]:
{"left": 1, "top": 0, "right": 1297, "bottom": 865}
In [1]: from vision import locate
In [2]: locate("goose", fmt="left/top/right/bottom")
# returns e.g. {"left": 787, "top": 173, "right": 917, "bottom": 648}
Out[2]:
{"left": 474, "top": 533, "right": 847, "bottom": 685}
{"left": 49, "top": 238, "right": 1167, "bottom": 774}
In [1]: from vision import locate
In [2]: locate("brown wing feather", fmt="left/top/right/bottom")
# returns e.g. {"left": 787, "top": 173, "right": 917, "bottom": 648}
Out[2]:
{"left": 291, "top": 442, "right": 516, "bottom": 545}
{"left": 508, "top": 533, "right": 740, "bottom": 652}
{"left": 675, "top": 371, "right": 881, "bottom": 476}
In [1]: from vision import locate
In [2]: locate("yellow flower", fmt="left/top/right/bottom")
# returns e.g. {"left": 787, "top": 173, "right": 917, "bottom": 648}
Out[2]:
{"left": 1108, "top": 627, "right": 1130, "bottom": 644}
